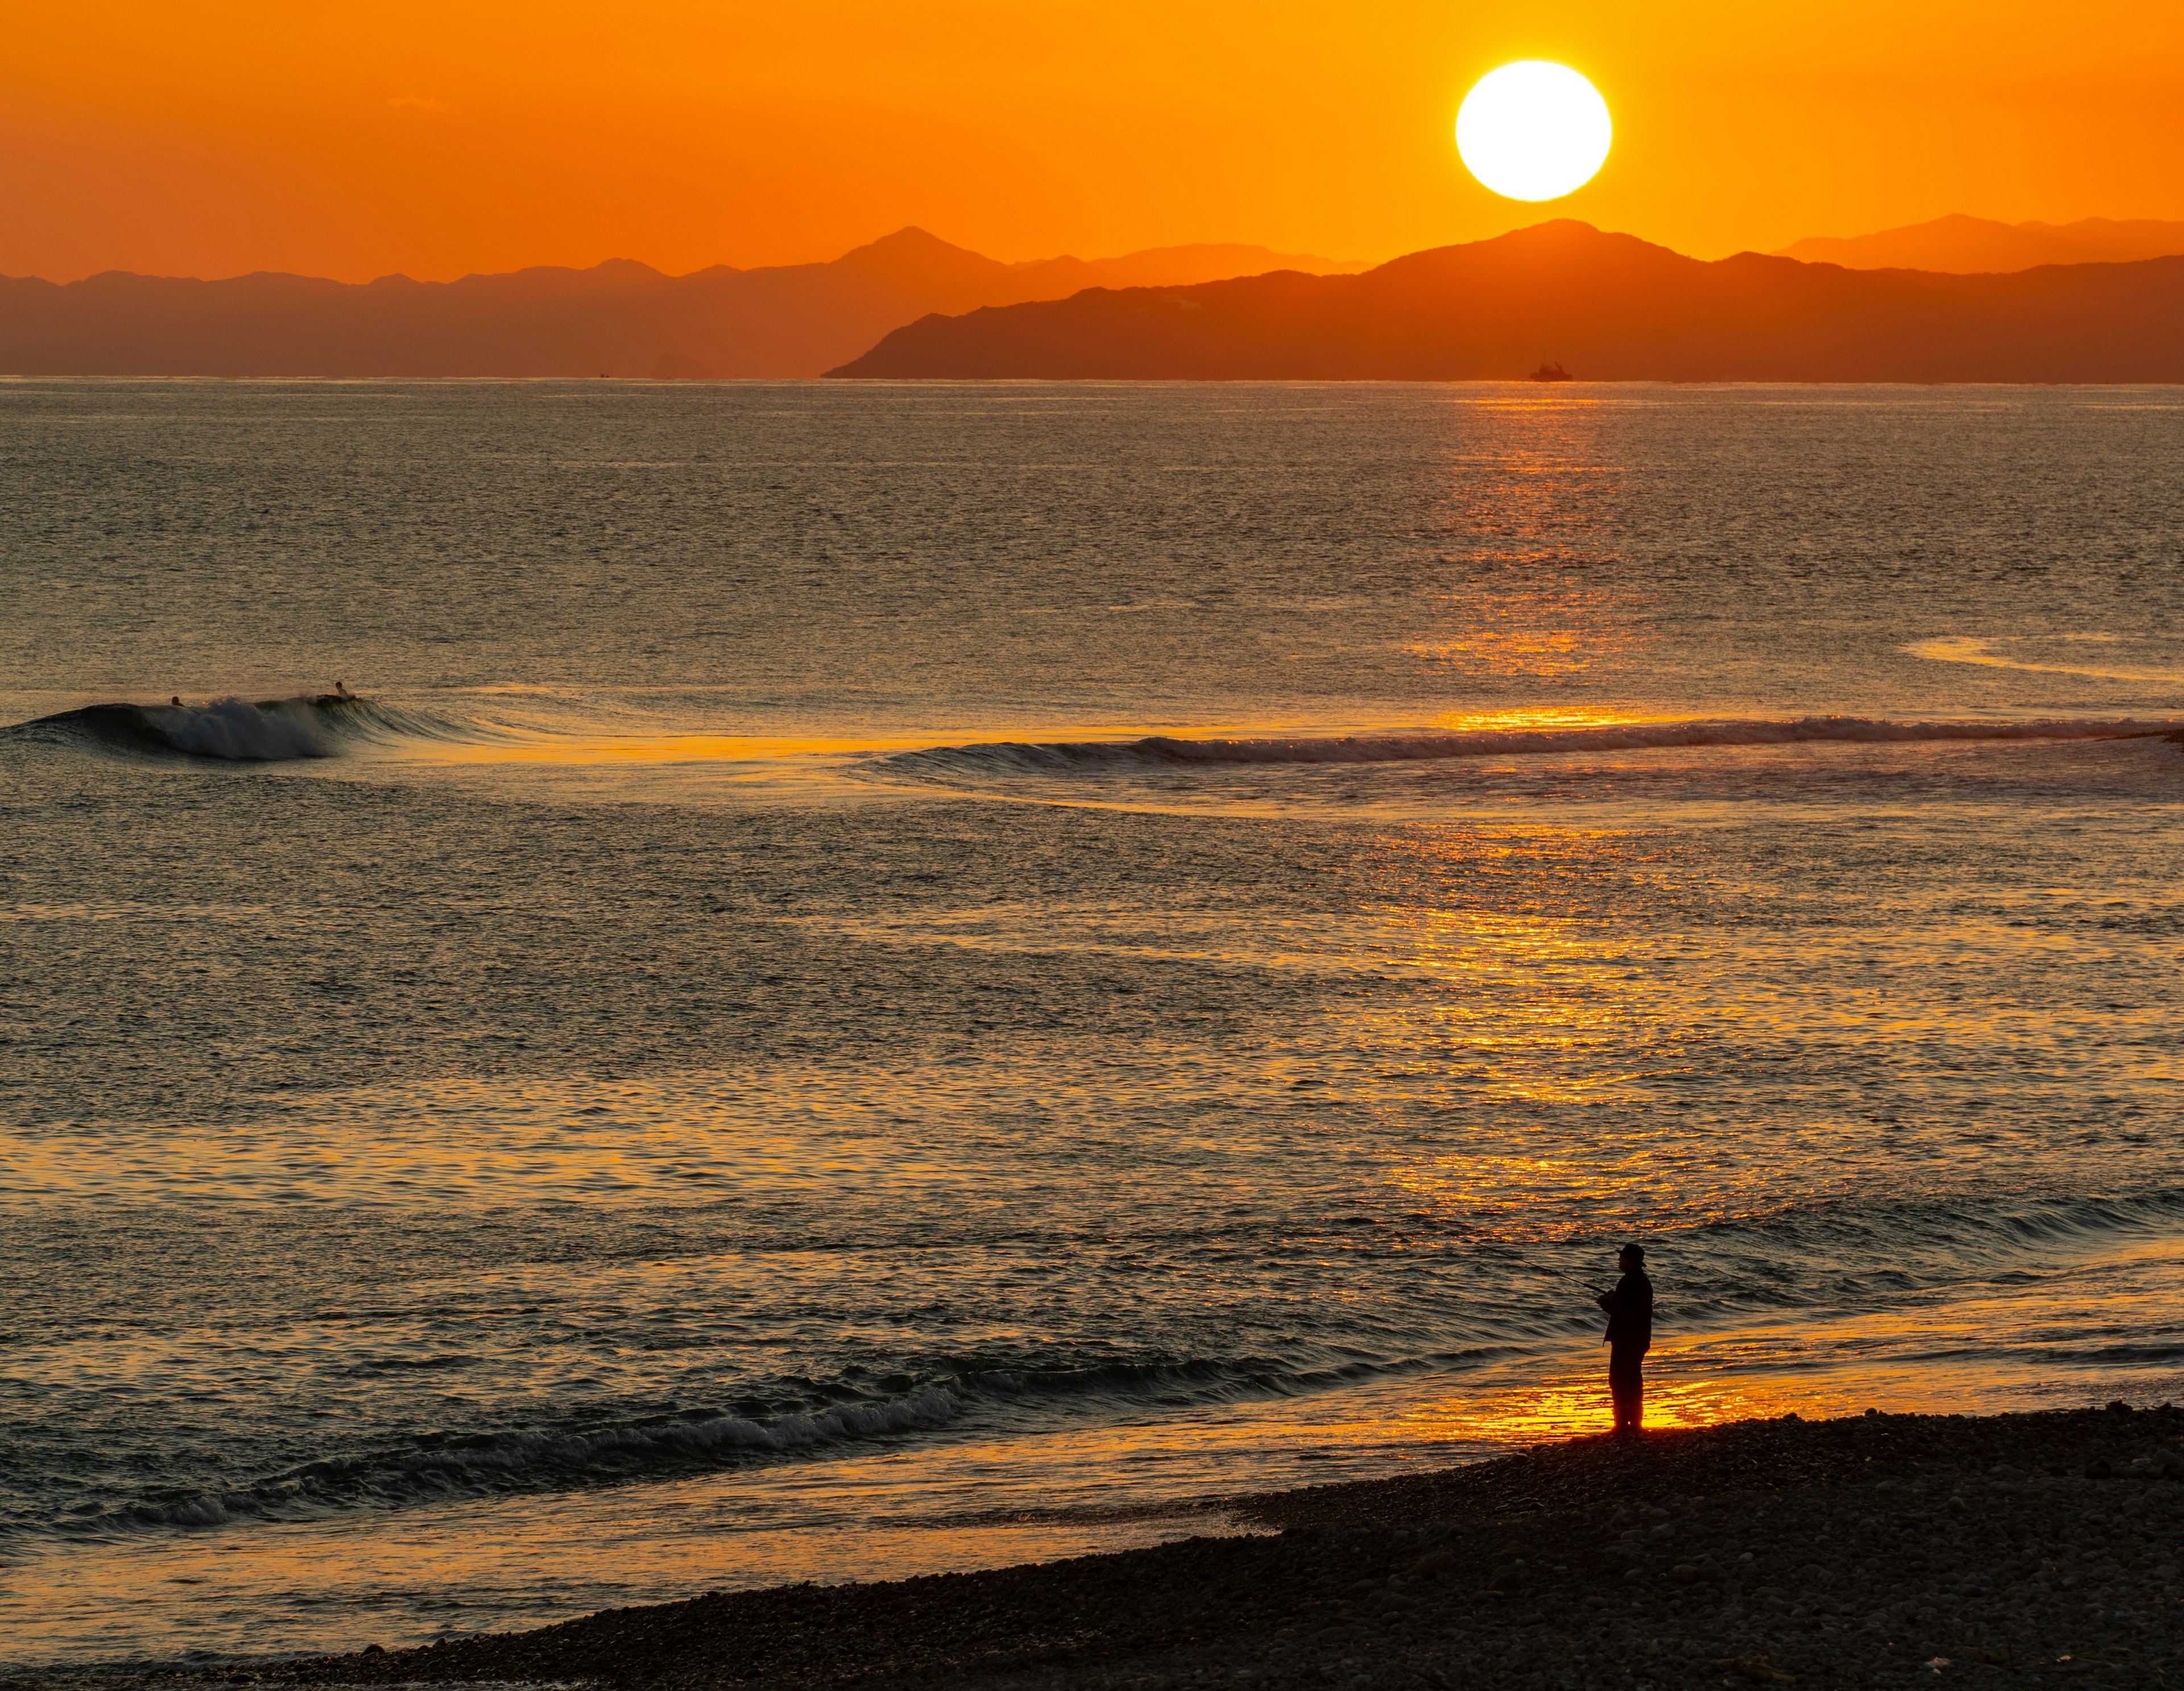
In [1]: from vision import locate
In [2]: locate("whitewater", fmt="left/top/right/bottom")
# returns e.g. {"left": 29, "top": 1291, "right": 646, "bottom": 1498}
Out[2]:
{"left": 1, "top": 377, "right": 2179, "bottom": 1666}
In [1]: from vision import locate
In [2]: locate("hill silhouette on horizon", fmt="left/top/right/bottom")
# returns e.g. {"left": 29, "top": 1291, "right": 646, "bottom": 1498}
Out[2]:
{"left": 0, "top": 230, "right": 1367, "bottom": 378}
{"left": 1777, "top": 213, "right": 2184, "bottom": 273}
{"left": 828, "top": 221, "right": 2184, "bottom": 383}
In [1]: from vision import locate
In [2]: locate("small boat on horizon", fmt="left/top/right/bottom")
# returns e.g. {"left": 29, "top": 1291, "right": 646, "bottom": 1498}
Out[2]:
{"left": 1529, "top": 361, "right": 1573, "bottom": 382}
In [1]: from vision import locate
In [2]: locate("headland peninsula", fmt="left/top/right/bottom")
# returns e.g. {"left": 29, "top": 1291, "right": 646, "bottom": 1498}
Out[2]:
{"left": 829, "top": 221, "right": 2184, "bottom": 383}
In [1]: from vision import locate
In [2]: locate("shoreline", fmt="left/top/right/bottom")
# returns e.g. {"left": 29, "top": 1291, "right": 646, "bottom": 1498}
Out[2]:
{"left": 13, "top": 1403, "right": 2182, "bottom": 1690}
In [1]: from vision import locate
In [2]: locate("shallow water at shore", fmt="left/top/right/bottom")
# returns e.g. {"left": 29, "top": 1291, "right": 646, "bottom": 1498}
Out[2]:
{"left": 2, "top": 379, "right": 2180, "bottom": 1665}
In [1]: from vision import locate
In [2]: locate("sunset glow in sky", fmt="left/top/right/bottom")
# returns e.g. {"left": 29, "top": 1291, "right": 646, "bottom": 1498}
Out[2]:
{"left": 6, "top": 0, "right": 2182, "bottom": 282}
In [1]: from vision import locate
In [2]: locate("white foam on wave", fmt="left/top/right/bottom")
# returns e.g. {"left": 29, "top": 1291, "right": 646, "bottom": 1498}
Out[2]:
{"left": 152, "top": 697, "right": 333, "bottom": 760}
{"left": 9, "top": 693, "right": 519, "bottom": 764}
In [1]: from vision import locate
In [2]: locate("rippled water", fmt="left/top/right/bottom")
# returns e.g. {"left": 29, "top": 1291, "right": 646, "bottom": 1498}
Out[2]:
{"left": 2, "top": 379, "right": 2180, "bottom": 1665}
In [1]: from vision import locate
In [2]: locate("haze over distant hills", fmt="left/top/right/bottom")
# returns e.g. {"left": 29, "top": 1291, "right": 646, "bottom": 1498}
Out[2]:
{"left": 0, "top": 229, "right": 1367, "bottom": 378}
{"left": 1777, "top": 213, "right": 2184, "bottom": 273}
{"left": 832, "top": 220, "right": 2184, "bottom": 383}
{"left": 16, "top": 216, "right": 2184, "bottom": 382}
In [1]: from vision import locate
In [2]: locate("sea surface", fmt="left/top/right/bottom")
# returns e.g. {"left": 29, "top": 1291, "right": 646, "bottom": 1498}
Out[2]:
{"left": 2, "top": 379, "right": 2180, "bottom": 1665}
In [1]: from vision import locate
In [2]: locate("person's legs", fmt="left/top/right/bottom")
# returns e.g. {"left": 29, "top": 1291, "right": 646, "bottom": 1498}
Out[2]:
{"left": 1608, "top": 1346, "right": 1644, "bottom": 1432}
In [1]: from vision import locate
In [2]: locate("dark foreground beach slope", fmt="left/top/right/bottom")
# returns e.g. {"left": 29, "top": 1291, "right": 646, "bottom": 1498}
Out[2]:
{"left": 0, "top": 230, "right": 1358, "bottom": 379}
{"left": 36, "top": 1407, "right": 2182, "bottom": 1691}
{"left": 829, "top": 221, "right": 2184, "bottom": 382}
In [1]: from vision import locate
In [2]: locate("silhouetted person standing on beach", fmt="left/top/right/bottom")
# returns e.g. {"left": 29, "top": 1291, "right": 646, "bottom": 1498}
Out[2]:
{"left": 1596, "top": 1244, "right": 1653, "bottom": 1433}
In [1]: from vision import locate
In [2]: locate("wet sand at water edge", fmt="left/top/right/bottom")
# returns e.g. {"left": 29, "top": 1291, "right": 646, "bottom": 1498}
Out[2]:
{"left": 14, "top": 1404, "right": 2182, "bottom": 1691}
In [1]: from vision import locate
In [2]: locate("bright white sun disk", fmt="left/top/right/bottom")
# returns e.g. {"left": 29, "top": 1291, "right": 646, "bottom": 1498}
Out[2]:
{"left": 1456, "top": 61, "right": 1612, "bottom": 202}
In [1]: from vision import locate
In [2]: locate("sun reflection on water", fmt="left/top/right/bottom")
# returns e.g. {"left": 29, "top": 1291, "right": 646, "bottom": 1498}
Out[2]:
{"left": 1392, "top": 1368, "right": 1802, "bottom": 1448}
{"left": 1430, "top": 706, "right": 1665, "bottom": 732}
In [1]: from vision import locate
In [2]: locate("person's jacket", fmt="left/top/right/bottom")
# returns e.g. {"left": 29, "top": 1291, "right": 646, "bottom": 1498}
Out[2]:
{"left": 1600, "top": 1268, "right": 1653, "bottom": 1351}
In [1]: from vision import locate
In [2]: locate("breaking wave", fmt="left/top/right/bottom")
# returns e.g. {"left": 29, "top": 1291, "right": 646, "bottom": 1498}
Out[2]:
{"left": 55, "top": 1386, "right": 970, "bottom": 1539}
{"left": 6, "top": 694, "right": 483, "bottom": 763}
{"left": 15, "top": 703, "right": 2176, "bottom": 781}
{"left": 14, "top": 1185, "right": 2181, "bottom": 1546}
{"left": 871, "top": 716, "right": 2184, "bottom": 784}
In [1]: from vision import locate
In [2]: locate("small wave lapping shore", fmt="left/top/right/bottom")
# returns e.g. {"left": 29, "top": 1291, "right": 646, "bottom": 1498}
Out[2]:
{"left": 60, "top": 1404, "right": 2184, "bottom": 1691}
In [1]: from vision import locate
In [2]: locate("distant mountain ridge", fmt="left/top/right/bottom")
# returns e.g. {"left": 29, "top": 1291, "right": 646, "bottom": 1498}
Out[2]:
{"left": 828, "top": 220, "right": 2184, "bottom": 383}
{"left": 1777, "top": 213, "right": 2184, "bottom": 274}
{"left": 0, "top": 229, "right": 1366, "bottom": 378}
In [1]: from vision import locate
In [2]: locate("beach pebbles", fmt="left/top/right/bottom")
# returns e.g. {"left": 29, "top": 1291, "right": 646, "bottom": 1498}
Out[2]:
{"left": 32, "top": 1405, "right": 2182, "bottom": 1691}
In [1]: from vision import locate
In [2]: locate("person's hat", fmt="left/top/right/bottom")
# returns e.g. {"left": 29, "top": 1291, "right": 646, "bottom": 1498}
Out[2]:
{"left": 1619, "top": 1243, "right": 1645, "bottom": 1260}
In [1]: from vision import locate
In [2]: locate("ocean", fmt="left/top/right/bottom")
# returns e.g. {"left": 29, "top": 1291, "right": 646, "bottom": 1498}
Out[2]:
{"left": 2, "top": 378, "right": 2179, "bottom": 1666}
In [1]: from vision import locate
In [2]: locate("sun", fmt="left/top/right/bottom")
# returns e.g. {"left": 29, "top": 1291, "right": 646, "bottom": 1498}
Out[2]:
{"left": 1455, "top": 61, "right": 1612, "bottom": 202}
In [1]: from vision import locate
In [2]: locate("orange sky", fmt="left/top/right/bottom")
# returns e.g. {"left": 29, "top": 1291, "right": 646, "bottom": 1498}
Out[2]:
{"left": 5, "top": 0, "right": 2182, "bottom": 282}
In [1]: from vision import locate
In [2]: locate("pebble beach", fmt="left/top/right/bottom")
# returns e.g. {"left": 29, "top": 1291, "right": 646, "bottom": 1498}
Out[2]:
{"left": 14, "top": 1405, "right": 2180, "bottom": 1691}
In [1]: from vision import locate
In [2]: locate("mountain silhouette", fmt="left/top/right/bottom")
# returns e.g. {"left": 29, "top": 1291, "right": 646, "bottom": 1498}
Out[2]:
{"left": 0, "top": 230, "right": 1364, "bottom": 378}
{"left": 1777, "top": 213, "right": 2184, "bottom": 273}
{"left": 827, "top": 221, "right": 2184, "bottom": 382}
